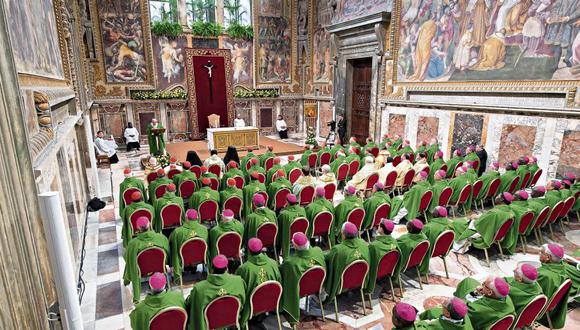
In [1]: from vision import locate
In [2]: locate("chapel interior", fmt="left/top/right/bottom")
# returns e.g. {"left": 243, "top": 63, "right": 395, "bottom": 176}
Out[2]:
{"left": 1, "top": 0, "right": 580, "bottom": 329}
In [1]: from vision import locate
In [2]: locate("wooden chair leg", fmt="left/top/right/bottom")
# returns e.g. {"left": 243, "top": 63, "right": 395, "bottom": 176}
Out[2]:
{"left": 484, "top": 248, "right": 490, "bottom": 266}
{"left": 327, "top": 234, "right": 332, "bottom": 249}
{"left": 533, "top": 228, "right": 540, "bottom": 244}
{"left": 360, "top": 289, "right": 367, "bottom": 315}
{"left": 558, "top": 219, "right": 565, "bottom": 233}
{"left": 520, "top": 235, "right": 526, "bottom": 254}
{"left": 389, "top": 277, "right": 396, "bottom": 301}
{"left": 334, "top": 297, "right": 339, "bottom": 322}
{"left": 276, "top": 308, "right": 282, "bottom": 330}
{"left": 523, "top": 236, "right": 528, "bottom": 252}
{"left": 451, "top": 207, "right": 456, "bottom": 218}
{"left": 549, "top": 223, "right": 555, "bottom": 241}
{"left": 367, "top": 293, "right": 373, "bottom": 313}
{"left": 399, "top": 277, "right": 404, "bottom": 297}
{"left": 491, "top": 198, "right": 495, "bottom": 207}
{"left": 442, "top": 256, "right": 449, "bottom": 278}
{"left": 497, "top": 242, "right": 505, "bottom": 260}
{"left": 365, "top": 230, "right": 371, "bottom": 243}
{"left": 319, "top": 293, "right": 326, "bottom": 322}
{"left": 416, "top": 268, "right": 424, "bottom": 289}
{"left": 274, "top": 246, "right": 279, "bottom": 264}
{"left": 547, "top": 311, "right": 554, "bottom": 330}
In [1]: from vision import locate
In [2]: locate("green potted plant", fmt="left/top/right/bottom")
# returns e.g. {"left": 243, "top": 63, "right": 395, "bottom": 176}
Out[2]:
{"left": 150, "top": 2, "right": 183, "bottom": 37}
{"left": 188, "top": 0, "right": 222, "bottom": 38}
{"left": 224, "top": 0, "right": 253, "bottom": 40}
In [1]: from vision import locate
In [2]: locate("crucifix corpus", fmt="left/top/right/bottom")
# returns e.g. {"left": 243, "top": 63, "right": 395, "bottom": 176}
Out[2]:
{"left": 203, "top": 60, "right": 216, "bottom": 103}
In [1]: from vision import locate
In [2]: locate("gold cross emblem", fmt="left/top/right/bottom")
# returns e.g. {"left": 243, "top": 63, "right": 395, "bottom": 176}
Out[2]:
{"left": 353, "top": 250, "right": 362, "bottom": 259}
{"left": 258, "top": 268, "right": 267, "bottom": 283}
{"left": 205, "top": 193, "right": 210, "bottom": 198}
{"left": 190, "top": 230, "right": 197, "bottom": 237}
{"left": 147, "top": 242, "right": 154, "bottom": 247}
{"left": 308, "top": 259, "right": 316, "bottom": 267}
{"left": 217, "top": 288, "right": 227, "bottom": 296}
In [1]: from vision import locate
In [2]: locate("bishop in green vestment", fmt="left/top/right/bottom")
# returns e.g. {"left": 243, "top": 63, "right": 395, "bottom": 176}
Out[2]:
{"left": 146, "top": 119, "right": 166, "bottom": 155}
{"left": 527, "top": 157, "right": 539, "bottom": 181}
{"left": 445, "top": 150, "right": 463, "bottom": 178}
{"left": 148, "top": 169, "right": 173, "bottom": 204}
{"left": 329, "top": 143, "right": 344, "bottom": 160}
{"left": 332, "top": 185, "right": 363, "bottom": 241}
{"left": 245, "top": 159, "right": 266, "bottom": 183}
{"left": 119, "top": 168, "right": 147, "bottom": 216}
{"left": 474, "top": 162, "right": 500, "bottom": 202}
{"left": 426, "top": 138, "right": 441, "bottom": 164}
{"left": 189, "top": 178, "right": 220, "bottom": 212}
{"left": 236, "top": 238, "right": 282, "bottom": 325}
{"left": 330, "top": 152, "right": 347, "bottom": 176}
{"left": 121, "top": 191, "right": 154, "bottom": 247}
{"left": 394, "top": 220, "right": 429, "bottom": 281}
{"left": 419, "top": 207, "right": 455, "bottom": 274}
{"left": 265, "top": 158, "right": 284, "bottom": 184}
{"left": 284, "top": 155, "right": 302, "bottom": 173}
{"left": 390, "top": 173, "right": 431, "bottom": 220}
{"left": 173, "top": 161, "right": 199, "bottom": 195}
{"left": 153, "top": 184, "right": 185, "bottom": 232}
{"left": 168, "top": 209, "right": 208, "bottom": 283}
{"left": 130, "top": 273, "right": 185, "bottom": 330}
{"left": 392, "top": 302, "right": 429, "bottom": 330}
{"left": 428, "top": 170, "right": 450, "bottom": 212}
{"left": 448, "top": 167, "right": 472, "bottom": 208}
{"left": 240, "top": 147, "right": 258, "bottom": 171}
{"left": 243, "top": 172, "right": 267, "bottom": 218}
{"left": 243, "top": 193, "right": 277, "bottom": 245}
{"left": 366, "top": 219, "right": 400, "bottom": 294}
{"left": 504, "top": 263, "right": 543, "bottom": 316}
{"left": 397, "top": 140, "right": 413, "bottom": 157}
{"left": 419, "top": 297, "right": 473, "bottom": 330}
{"left": 428, "top": 151, "right": 445, "bottom": 184}
{"left": 267, "top": 171, "right": 293, "bottom": 209}
{"left": 208, "top": 210, "right": 244, "bottom": 260}
{"left": 219, "top": 178, "right": 243, "bottom": 211}
{"left": 463, "top": 146, "right": 479, "bottom": 171}
{"left": 362, "top": 182, "right": 391, "bottom": 230}
{"left": 259, "top": 145, "right": 275, "bottom": 167}
{"left": 300, "top": 145, "right": 314, "bottom": 166}
{"left": 498, "top": 162, "right": 519, "bottom": 194}
{"left": 277, "top": 194, "right": 307, "bottom": 259}
{"left": 305, "top": 187, "right": 335, "bottom": 237}
{"left": 221, "top": 161, "right": 245, "bottom": 189}
{"left": 515, "top": 157, "right": 529, "bottom": 190}
{"left": 186, "top": 255, "right": 246, "bottom": 330}
{"left": 324, "top": 222, "right": 370, "bottom": 303}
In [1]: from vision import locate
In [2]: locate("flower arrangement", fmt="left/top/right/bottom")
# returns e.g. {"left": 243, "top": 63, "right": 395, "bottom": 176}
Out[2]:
{"left": 234, "top": 88, "right": 279, "bottom": 98}
{"left": 131, "top": 89, "right": 187, "bottom": 100}
{"left": 305, "top": 126, "right": 318, "bottom": 147}
{"left": 155, "top": 153, "right": 171, "bottom": 167}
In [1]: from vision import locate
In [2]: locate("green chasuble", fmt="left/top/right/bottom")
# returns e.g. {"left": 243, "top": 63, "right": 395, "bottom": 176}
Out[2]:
{"left": 235, "top": 253, "right": 282, "bottom": 325}
{"left": 428, "top": 158, "right": 445, "bottom": 184}
{"left": 265, "top": 164, "right": 284, "bottom": 184}
{"left": 445, "top": 156, "right": 462, "bottom": 177}
{"left": 428, "top": 179, "right": 450, "bottom": 212}
{"left": 267, "top": 178, "right": 293, "bottom": 208}
{"left": 305, "top": 197, "right": 335, "bottom": 237}
{"left": 330, "top": 156, "right": 347, "bottom": 175}
{"left": 474, "top": 171, "right": 500, "bottom": 201}
{"left": 241, "top": 152, "right": 258, "bottom": 171}
{"left": 123, "top": 231, "right": 169, "bottom": 302}
{"left": 221, "top": 168, "right": 245, "bottom": 189}
{"left": 277, "top": 204, "right": 307, "bottom": 259}
{"left": 498, "top": 170, "right": 518, "bottom": 194}
{"left": 415, "top": 145, "right": 427, "bottom": 157}
{"left": 219, "top": 186, "right": 243, "bottom": 210}
{"left": 515, "top": 165, "right": 529, "bottom": 190}
{"left": 173, "top": 170, "right": 199, "bottom": 195}
{"left": 390, "top": 181, "right": 431, "bottom": 220}
{"left": 146, "top": 123, "right": 166, "bottom": 155}
{"left": 244, "top": 207, "right": 277, "bottom": 244}
{"left": 300, "top": 150, "right": 313, "bottom": 166}
{"left": 426, "top": 144, "right": 441, "bottom": 164}
{"left": 419, "top": 307, "right": 474, "bottom": 330}
{"left": 419, "top": 217, "right": 454, "bottom": 273}
{"left": 121, "top": 201, "right": 155, "bottom": 247}
{"left": 366, "top": 235, "right": 399, "bottom": 293}
{"left": 324, "top": 238, "right": 370, "bottom": 303}
{"left": 259, "top": 151, "right": 275, "bottom": 167}
{"left": 244, "top": 165, "right": 266, "bottom": 183}
{"left": 329, "top": 144, "right": 344, "bottom": 159}
{"left": 208, "top": 220, "right": 244, "bottom": 260}
{"left": 392, "top": 138, "right": 403, "bottom": 149}
{"left": 448, "top": 174, "right": 471, "bottom": 206}
{"left": 280, "top": 247, "right": 326, "bottom": 323}
{"left": 333, "top": 195, "right": 364, "bottom": 241}
{"left": 130, "top": 290, "right": 185, "bottom": 330}
{"left": 185, "top": 273, "right": 246, "bottom": 330}
{"left": 564, "top": 262, "right": 580, "bottom": 301}
{"left": 544, "top": 190, "right": 562, "bottom": 209}
{"left": 284, "top": 160, "right": 302, "bottom": 174}
{"left": 168, "top": 220, "right": 209, "bottom": 282}
{"left": 504, "top": 277, "right": 543, "bottom": 316}
{"left": 345, "top": 154, "right": 360, "bottom": 171}
{"left": 398, "top": 146, "right": 414, "bottom": 156}
{"left": 508, "top": 202, "right": 534, "bottom": 236}
{"left": 394, "top": 232, "right": 429, "bottom": 280}
{"left": 463, "top": 153, "right": 480, "bottom": 170}
{"left": 465, "top": 168, "right": 478, "bottom": 183}
{"left": 189, "top": 186, "right": 220, "bottom": 212}
{"left": 119, "top": 176, "right": 147, "bottom": 216}
{"left": 456, "top": 205, "right": 516, "bottom": 253}
{"left": 362, "top": 191, "right": 391, "bottom": 230}
{"left": 153, "top": 192, "right": 185, "bottom": 232}
{"left": 242, "top": 181, "right": 267, "bottom": 218}
{"left": 148, "top": 176, "right": 173, "bottom": 204}
{"left": 537, "top": 262, "right": 572, "bottom": 329}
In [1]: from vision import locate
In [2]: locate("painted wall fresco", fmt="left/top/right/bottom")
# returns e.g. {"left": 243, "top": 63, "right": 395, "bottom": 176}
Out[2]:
{"left": 332, "top": 0, "right": 391, "bottom": 24}
{"left": 223, "top": 37, "right": 254, "bottom": 87}
{"left": 319, "top": 101, "right": 334, "bottom": 138}
{"left": 397, "top": 0, "right": 580, "bottom": 82}
{"left": 416, "top": 116, "right": 439, "bottom": 146}
{"left": 256, "top": 1, "right": 292, "bottom": 84}
{"left": 497, "top": 124, "right": 537, "bottom": 165}
{"left": 388, "top": 113, "right": 406, "bottom": 137}
{"left": 313, "top": 0, "right": 332, "bottom": 84}
{"left": 96, "top": 0, "right": 149, "bottom": 83}
{"left": 557, "top": 129, "right": 580, "bottom": 178}
{"left": 4, "top": 0, "right": 64, "bottom": 79}
{"left": 152, "top": 36, "right": 186, "bottom": 90}
{"left": 451, "top": 113, "right": 485, "bottom": 153}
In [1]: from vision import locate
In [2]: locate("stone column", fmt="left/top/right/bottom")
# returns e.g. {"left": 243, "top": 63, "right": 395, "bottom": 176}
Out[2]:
{"left": 177, "top": 0, "right": 188, "bottom": 27}
{"left": 83, "top": 111, "right": 101, "bottom": 197}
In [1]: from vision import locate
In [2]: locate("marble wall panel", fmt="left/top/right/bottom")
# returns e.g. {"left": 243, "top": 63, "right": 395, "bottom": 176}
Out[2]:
{"left": 450, "top": 113, "right": 485, "bottom": 154}
{"left": 234, "top": 99, "right": 252, "bottom": 126}
{"left": 167, "top": 111, "right": 189, "bottom": 140}
{"left": 497, "top": 124, "right": 537, "bottom": 165}
{"left": 557, "top": 130, "right": 580, "bottom": 178}
{"left": 416, "top": 116, "right": 439, "bottom": 147}
{"left": 388, "top": 114, "right": 406, "bottom": 137}
{"left": 319, "top": 101, "right": 333, "bottom": 138}
{"left": 281, "top": 100, "right": 298, "bottom": 134}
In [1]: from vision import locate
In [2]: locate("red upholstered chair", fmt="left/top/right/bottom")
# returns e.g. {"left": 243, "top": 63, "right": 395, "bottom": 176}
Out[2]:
{"left": 346, "top": 208, "right": 366, "bottom": 231}
{"left": 178, "top": 180, "right": 196, "bottom": 200}
{"left": 122, "top": 187, "right": 140, "bottom": 208}
{"left": 336, "top": 163, "right": 349, "bottom": 184}
{"left": 208, "top": 164, "right": 221, "bottom": 177}
{"left": 438, "top": 187, "right": 453, "bottom": 208}
{"left": 438, "top": 164, "right": 447, "bottom": 173}
{"left": 129, "top": 208, "right": 154, "bottom": 237}
{"left": 451, "top": 184, "right": 472, "bottom": 218}
{"left": 369, "top": 147, "right": 379, "bottom": 158}
{"left": 559, "top": 196, "right": 576, "bottom": 223}
{"left": 384, "top": 171, "right": 398, "bottom": 193}
{"left": 290, "top": 217, "right": 309, "bottom": 239}
{"left": 471, "top": 180, "right": 483, "bottom": 211}
{"left": 320, "top": 152, "right": 331, "bottom": 166}
{"left": 149, "top": 307, "right": 188, "bottom": 330}
{"left": 332, "top": 260, "right": 370, "bottom": 320}
{"left": 137, "top": 247, "right": 167, "bottom": 293}
{"left": 147, "top": 172, "right": 159, "bottom": 184}
{"left": 348, "top": 160, "right": 360, "bottom": 178}
{"left": 542, "top": 201, "right": 565, "bottom": 240}
{"left": 517, "top": 211, "right": 535, "bottom": 253}
{"left": 529, "top": 169, "right": 543, "bottom": 187}
{"left": 289, "top": 168, "right": 302, "bottom": 184}
{"left": 398, "top": 169, "right": 415, "bottom": 194}
{"left": 421, "top": 167, "right": 430, "bottom": 176}
{"left": 472, "top": 160, "right": 480, "bottom": 172}
{"left": 155, "top": 184, "right": 169, "bottom": 199}
{"left": 204, "top": 296, "right": 241, "bottom": 330}
{"left": 198, "top": 200, "right": 219, "bottom": 224}
{"left": 233, "top": 175, "right": 245, "bottom": 189}
{"left": 168, "top": 169, "right": 182, "bottom": 180}
{"left": 507, "top": 177, "right": 520, "bottom": 194}
{"left": 208, "top": 177, "right": 220, "bottom": 191}
{"left": 512, "top": 295, "right": 547, "bottom": 330}
{"left": 531, "top": 206, "right": 551, "bottom": 245}
{"left": 367, "top": 203, "right": 391, "bottom": 241}
{"left": 483, "top": 218, "right": 514, "bottom": 266}
{"left": 369, "top": 250, "right": 399, "bottom": 302}
{"left": 257, "top": 222, "right": 278, "bottom": 260}
{"left": 399, "top": 240, "right": 430, "bottom": 296}
{"left": 299, "top": 267, "right": 327, "bottom": 322}
{"left": 520, "top": 172, "right": 531, "bottom": 190}
{"left": 364, "top": 173, "right": 380, "bottom": 193}
{"left": 190, "top": 165, "right": 202, "bottom": 178}
{"left": 392, "top": 156, "right": 401, "bottom": 167}
{"left": 308, "top": 153, "right": 318, "bottom": 169}
{"left": 541, "top": 279, "right": 572, "bottom": 330}
{"left": 247, "top": 281, "right": 283, "bottom": 328}
{"left": 273, "top": 188, "right": 291, "bottom": 211}
{"left": 160, "top": 204, "right": 183, "bottom": 229}
{"left": 299, "top": 186, "right": 315, "bottom": 206}
{"left": 264, "top": 158, "right": 274, "bottom": 171}
{"left": 179, "top": 238, "right": 207, "bottom": 287}
{"left": 245, "top": 158, "right": 258, "bottom": 171}
{"left": 216, "top": 232, "right": 242, "bottom": 261}
{"left": 257, "top": 173, "right": 266, "bottom": 184}
{"left": 488, "top": 315, "right": 515, "bottom": 330}
{"left": 450, "top": 162, "right": 463, "bottom": 178}
{"left": 312, "top": 211, "right": 334, "bottom": 249}
{"left": 480, "top": 178, "right": 502, "bottom": 209}
{"left": 324, "top": 183, "right": 336, "bottom": 201}
{"left": 418, "top": 190, "right": 433, "bottom": 220}
{"left": 223, "top": 196, "right": 243, "bottom": 219}
{"left": 429, "top": 230, "right": 455, "bottom": 280}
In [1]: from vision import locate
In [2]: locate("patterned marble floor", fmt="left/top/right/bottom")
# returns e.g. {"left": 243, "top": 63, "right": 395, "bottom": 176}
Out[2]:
{"left": 81, "top": 148, "right": 580, "bottom": 329}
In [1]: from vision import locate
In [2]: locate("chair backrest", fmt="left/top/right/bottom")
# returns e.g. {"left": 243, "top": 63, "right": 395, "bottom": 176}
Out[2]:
{"left": 421, "top": 166, "right": 430, "bottom": 176}
{"left": 418, "top": 190, "right": 433, "bottom": 212}
{"left": 308, "top": 153, "right": 318, "bottom": 168}
{"left": 289, "top": 168, "right": 302, "bottom": 184}
{"left": 147, "top": 172, "right": 158, "bottom": 184}
{"left": 346, "top": 208, "right": 366, "bottom": 230}
{"left": 370, "top": 147, "right": 379, "bottom": 158}
{"left": 471, "top": 180, "right": 483, "bottom": 201}
{"left": 451, "top": 162, "right": 463, "bottom": 178}
{"left": 472, "top": 160, "right": 480, "bottom": 172}
{"left": 208, "top": 164, "right": 221, "bottom": 178}
{"left": 299, "top": 186, "right": 315, "bottom": 206}
{"left": 180, "top": 238, "right": 207, "bottom": 267}
{"left": 439, "top": 187, "right": 454, "bottom": 207}
{"left": 408, "top": 153, "right": 415, "bottom": 164}
{"left": 209, "top": 177, "right": 220, "bottom": 191}
{"left": 312, "top": 211, "right": 333, "bottom": 236}
{"left": 320, "top": 152, "right": 332, "bottom": 166}
{"left": 365, "top": 173, "right": 380, "bottom": 190}
{"left": 155, "top": 184, "right": 169, "bottom": 199}
{"left": 439, "top": 164, "right": 447, "bottom": 173}
{"left": 179, "top": 180, "right": 196, "bottom": 199}
{"left": 137, "top": 247, "right": 166, "bottom": 278}
{"left": 545, "top": 279, "right": 572, "bottom": 313}
{"left": 372, "top": 203, "right": 391, "bottom": 229}
{"left": 513, "top": 295, "right": 547, "bottom": 329}
{"left": 376, "top": 250, "right": 400, "bottom": 280}
{"left": 249, "top": 281, "right": 283, "bottom": 318}
{"left": 494, "top": 219, "right": 514, "bottom": 242}
{"left": 507, "top": 177, "right": 520, "bottom": 194}
{"left": 290, "top": 217, "right": 309, "bottom": 238}
{"left": 299, "top": 266, "right": 326, "bottom": 297}
{"left": 530, "top": 169, "right": 542, "bottom": 187}
{"left": 223, "top": 196, "right": 243, "bottom": 219}
{"left": 150, "top": 307, "right": 188, "bottom": 330}
{"left": 246, "top": 158, "right": 258, "bottom": 171}
{"left": 129, "top": 209, "right": 153, "bottom": 235}
{"left": 488, "top": 314, "right": 515, "bottom": 330}
{"left": 348, "top": 160, "right": 360, "bottom": 176}
{"left": 336, "top": 163, "right": 349, "bottom": 181}
{"left": 545, "top": 201, "right": 565, "bottom": 225}
{"left": 160, "top": 204, "right": 183, "bottom": 228}
{"left": 402, "top": 169, "right": 415, "bottom": 188}
{"left": 190, "top": 166, "right": 202, "bottom": 178}
{"left": 392, "top": 155, "right": 401, "bottom": 167}
{"left": 274, "top": 188, "right": 291, "bottom": 210}
{"left": 198, "top": 200, "right": 219, "bottom": 223}
{"left": 168, "top": 169, "right": 181, "bottom": 180}
{"left": 204, "top": 296, "right": 241, "bottom": 330}
{"left": 123, "top": 187, "right": 140, "bottom": 206}
{"left": 431, "top": 230, "right": 455, "bottom": 258}
{"left": 384, "top": 171, "right": 398, "bottom": 189}
{"left": 256, "top": 222, "right": 278, "bottom": 248}
{"left": 257, "top": 173, "right": 266, "bottom": 184}
{"left": 532, "top": 205, "right": 551, "bottom": 229}
{"left": 456, "top": 184, "right": 472, "bottom": 205}
{"left": 520, "top": 172, "right": 531, "bottom": 189}
{"left": 233, "top": 175, "right": 245, "bottom": 189}
{"left": 264, "top": 158, "right": 274, "bottom": 171}
{"left": 517, "top": 211, "right": 535, "bottom": 234}
{"left": 340, "top": 260, "right": 369, "bottom": 292}
{"left": 324, "top": 183, "right": 336, "bottom": 201}
{"left": 216, "top": 232, "right": 242, "bottom": 259}
{"left": 560, "top": 196, "right": 576, "bottom": 218}
{"left": 486, "top": 178, "right": 502, "bottom": 198}
{"left": 404, "top": 240, "right": 430, "bottom": 271}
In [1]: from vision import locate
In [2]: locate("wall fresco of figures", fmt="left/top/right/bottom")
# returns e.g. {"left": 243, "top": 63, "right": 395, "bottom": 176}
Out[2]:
{"left": 397, "top": 0, "right": 580, "bottom": 82}
{"left": 256, "top": 1, "right": 292, "bottom": 84}
{"left": 223, "top": 37, "right": 254, "bottom": 87}
{"left": 312, "top": 0, "right": 333, "bottom": 84}
{"left": 152, "top": 36, "right": 186, "bottom": 90}
{"left": 332, "top": 0, "right": 391, "bottom": 24}
{"left": 96, "top": 0, "right": 149, "bottom": 83}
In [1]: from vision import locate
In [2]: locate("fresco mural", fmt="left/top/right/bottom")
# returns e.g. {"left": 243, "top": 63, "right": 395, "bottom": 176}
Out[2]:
{"left": 313, "top": 1, "right": 333, "bottom": 84}
{"left": 397, "top": 0, "right": 580, "bottom": 82}
{"left": 332, "top": 0, "right": 391, "bottom": 24}
{"left": 152, "top": 36, "right": 186, "bottom": 90}
{"left": 256, "top": 1, "right": 292, "bottom": 84}
{"left": 223, "top": 37, "right": 254, "bottom": 87}
{"left": 4, "top": 0, "right": 64, "bottom": 79}
{"left": 96, "top": 0, "right": 149, "bottom": 83}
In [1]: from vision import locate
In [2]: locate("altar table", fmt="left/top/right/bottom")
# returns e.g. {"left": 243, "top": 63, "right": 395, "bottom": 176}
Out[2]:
{"left": 207, "top": 127, "right": 259, "bottom": 152}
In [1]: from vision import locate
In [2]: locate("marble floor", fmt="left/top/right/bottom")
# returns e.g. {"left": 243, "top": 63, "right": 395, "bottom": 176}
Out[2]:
{"left": 81, "top": 146, "right": 580, "bottom": 329}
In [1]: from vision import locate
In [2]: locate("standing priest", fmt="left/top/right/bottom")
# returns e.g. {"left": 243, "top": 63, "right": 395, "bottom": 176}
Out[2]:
{"left": 146, "top": 118, "right": 166, "bottom": 156}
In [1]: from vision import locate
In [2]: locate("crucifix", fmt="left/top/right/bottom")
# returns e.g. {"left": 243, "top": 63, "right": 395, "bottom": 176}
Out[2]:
{"left": 203, "top": 60, "right": 216, "bottom": 103}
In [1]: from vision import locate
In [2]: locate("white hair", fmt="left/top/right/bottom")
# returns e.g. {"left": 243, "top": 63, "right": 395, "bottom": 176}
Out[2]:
{"left": 321, "top": 164, "right": 331, "bottom": 173}
{"left": 542, "top": 244, "right": 562, "bottom": 262}
{"left": 365, "top": 156, "right": 374, "bottom": 164}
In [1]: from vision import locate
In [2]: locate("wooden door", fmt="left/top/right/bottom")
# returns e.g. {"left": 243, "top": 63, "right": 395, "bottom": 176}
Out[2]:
{"left": 350, "top": 58, "right": 372, "bottom": 146}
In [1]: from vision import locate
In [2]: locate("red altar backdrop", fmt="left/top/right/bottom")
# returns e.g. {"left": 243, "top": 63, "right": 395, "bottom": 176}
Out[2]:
{"left": 185, "top": 48, "right": 234, "bottom": 139}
